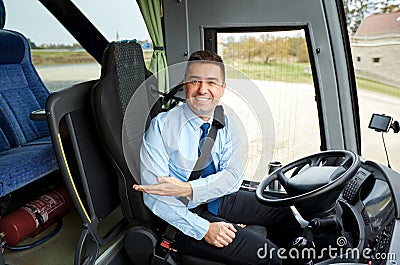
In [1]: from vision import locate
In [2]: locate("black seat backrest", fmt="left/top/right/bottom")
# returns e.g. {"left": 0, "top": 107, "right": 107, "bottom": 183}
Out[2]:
{"left": 46, "top": 81, "right": 129, "bottom": 264}
{"left": 47, "top": 81, "right": 121, "bottom": 221}
{"left": 91, "top": 41, "right": 161, "bottom": 226}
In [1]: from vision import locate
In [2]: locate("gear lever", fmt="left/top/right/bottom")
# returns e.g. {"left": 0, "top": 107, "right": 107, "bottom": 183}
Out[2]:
{"left": 293, "top": 236, "right": 314, "bottom": 265}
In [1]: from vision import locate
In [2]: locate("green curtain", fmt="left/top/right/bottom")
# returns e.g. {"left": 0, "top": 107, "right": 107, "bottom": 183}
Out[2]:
{"left": 137, "top": 0, "right": 168, "bottom": 92}
{"left": 0, "top": 0, "right": 5, "bottom": 29}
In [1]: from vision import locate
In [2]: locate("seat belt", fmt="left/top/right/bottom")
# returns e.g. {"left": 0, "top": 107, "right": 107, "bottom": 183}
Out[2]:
{"left": 189, "top": 105, "right": 225, "bottom": 181}
{"left": 151, "top": 105, "right": 225, "bottom": 265}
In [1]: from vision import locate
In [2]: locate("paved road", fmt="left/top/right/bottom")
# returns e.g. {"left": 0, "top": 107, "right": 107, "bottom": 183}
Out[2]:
{"left": 36, "top": 63, "right": 101, "bottom": 91}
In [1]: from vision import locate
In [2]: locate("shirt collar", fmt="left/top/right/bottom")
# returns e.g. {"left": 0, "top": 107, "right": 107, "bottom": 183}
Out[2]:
{"left": 183, "top": 103, "right": 213, "bottom": 131}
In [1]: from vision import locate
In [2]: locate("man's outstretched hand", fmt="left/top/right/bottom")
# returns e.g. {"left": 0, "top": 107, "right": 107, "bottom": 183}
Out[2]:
{"left": 204, "top": 222, "right": 237, "bottom": 248}
{"left": 133, "top": 176, "right": 193, "bottom": 197}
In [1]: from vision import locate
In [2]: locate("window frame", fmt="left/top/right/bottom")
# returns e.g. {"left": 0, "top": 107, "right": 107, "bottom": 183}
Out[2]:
{"left": 203, "top": 25, "right": 327, "bottom": 155}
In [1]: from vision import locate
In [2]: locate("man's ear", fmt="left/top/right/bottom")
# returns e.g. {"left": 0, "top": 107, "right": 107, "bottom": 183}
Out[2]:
{"left": 221, "top": 83, "right": 227, "bottom": 96}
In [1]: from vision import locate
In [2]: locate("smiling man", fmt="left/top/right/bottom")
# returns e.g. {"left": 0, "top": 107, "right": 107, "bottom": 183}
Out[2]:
{"left": 184, "top": 54, "right": 226, "bottom": 120}
{"left": 134, "top": 50, "right": 296, "bottom": 264}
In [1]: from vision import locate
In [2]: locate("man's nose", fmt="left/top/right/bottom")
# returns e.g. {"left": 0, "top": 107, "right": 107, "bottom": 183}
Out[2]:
{"left": 197, "top": 81, "right": 208, "bottom": 94}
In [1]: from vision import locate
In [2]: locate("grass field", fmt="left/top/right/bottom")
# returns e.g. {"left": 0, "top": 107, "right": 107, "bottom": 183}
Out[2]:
{"left": 355, "top": 77, "right": 400, "bottom": 98}
{"left": 224, "top": 59, "right": 400, "bottom": 98}
{"left": 32, "top": 50, "right": 96, "bottom": 65}
{"left": 225, "top": 60, "right": 313, "bottom": 84}
{"left": 31, "top": 49, "right": 153, "bottom": 66}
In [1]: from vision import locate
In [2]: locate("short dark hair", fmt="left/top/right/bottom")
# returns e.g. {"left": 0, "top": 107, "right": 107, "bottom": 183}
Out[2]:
{"left": 185, "top": 50, "right": 225, "bottom": 82}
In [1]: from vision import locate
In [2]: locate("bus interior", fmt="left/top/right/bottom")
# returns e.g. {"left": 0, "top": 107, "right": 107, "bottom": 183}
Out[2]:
{"left": 0, "top": 0, "right": 399, "bottom": 264}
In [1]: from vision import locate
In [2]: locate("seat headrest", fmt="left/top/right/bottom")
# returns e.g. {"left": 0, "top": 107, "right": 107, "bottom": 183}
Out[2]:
{"left": 100, "top": 41, "right": 145, "bottom": 113}
{"left": 0, "top": 0, "right": 5, "bottom": 29}
{"left": 0, "top": 30, "right": 26, "bottom": 64}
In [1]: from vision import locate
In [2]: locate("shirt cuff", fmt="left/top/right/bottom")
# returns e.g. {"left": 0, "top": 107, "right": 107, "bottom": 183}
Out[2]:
{"left": 191, "top": 215, "right": 210, "bottom": 240}
{"left": 189, "top": 178, "right": 209, "bottom": 204}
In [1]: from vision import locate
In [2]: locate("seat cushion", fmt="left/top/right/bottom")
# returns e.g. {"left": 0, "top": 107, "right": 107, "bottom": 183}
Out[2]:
{"left": 0, "top": 29, "right": 56, "bottom": 197}
{"left": 0, "top": 72, "right": 49, "bottom": 146}
{"left": 0, "top": 140, "right": 58, "bottom": 196}
{"left": 23, "top": 136, "right": 52, "bottom": 146}
{"left": 0, "top": 29, "right": 50, "bottom": 147}
{"left": 0, "top": 126, "right": 10, "bottom": 153}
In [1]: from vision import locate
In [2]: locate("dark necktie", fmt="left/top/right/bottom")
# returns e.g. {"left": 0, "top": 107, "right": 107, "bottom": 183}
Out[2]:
{"left": 199, "top": 123, "right": 220, "bottom": 215}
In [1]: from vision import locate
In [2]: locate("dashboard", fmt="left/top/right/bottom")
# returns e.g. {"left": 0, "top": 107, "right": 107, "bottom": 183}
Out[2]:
{"left": 339, "top": 162, "right": 397, "bottom": 264}
{"left": 247, "top": 156, "right": 400, "bottom": 265}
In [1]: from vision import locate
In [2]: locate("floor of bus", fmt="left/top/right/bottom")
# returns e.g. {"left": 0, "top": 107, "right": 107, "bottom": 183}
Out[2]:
{"left": 1, "top": 174, "right": 131, "bottom": 265}
{"left": 3, "top": 209, "right": 134, "bottom": 265}
{"left": 3, "top": 208, "right": 81, "bottom": 265}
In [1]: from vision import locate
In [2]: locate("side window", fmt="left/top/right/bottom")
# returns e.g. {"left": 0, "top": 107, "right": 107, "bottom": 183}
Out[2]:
{"left": 5, "top": 1, "right": 99, "bottom": 91}
{"left": 215, "top": 29, "right": 322, "bottom": 181}
{"left": 351, "top": 13, "right": 400, "bottom": 170}
{"left": 357, "top": 77, "right": 400, "bottom": 170}
{"left": 4, "top": 0, "right": 150, "bottom": 91}
{"left": 73, "top": 0, "right": 152, "bottom": 68}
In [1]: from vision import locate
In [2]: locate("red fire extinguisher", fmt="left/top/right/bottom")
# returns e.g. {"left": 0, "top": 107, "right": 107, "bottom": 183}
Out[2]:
{"left": 0, "top": 186, "right": 72, "bottom": 246}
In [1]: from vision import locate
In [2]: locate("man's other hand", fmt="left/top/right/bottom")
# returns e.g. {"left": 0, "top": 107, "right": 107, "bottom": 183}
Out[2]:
{"left": 133, "top": 176, "right": 193, "bottom": 197}
{"left": 204, "top": 222, "right": 237, "bottom": 248}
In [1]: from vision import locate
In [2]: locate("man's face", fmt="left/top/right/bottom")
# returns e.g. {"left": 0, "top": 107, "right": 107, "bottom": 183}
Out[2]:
{"left": 184, "top": 62, "right": 226, "bottom": 120}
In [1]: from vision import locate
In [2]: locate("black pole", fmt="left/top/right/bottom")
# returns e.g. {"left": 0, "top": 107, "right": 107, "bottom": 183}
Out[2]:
{"left": 38, "top": 0, "right": 109, "bottom": 64}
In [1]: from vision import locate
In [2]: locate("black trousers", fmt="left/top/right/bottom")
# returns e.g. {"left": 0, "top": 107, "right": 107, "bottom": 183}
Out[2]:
{"left": 173, "top": 190, "right": 298, "bottom": 265}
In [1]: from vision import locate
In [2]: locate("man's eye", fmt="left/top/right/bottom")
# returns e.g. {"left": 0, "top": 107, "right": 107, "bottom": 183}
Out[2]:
{"left": 207, "top": 81, "right": 217, "bottom": 86}
{"left": 191, "top": 80, "right": 200, "bottom": 85}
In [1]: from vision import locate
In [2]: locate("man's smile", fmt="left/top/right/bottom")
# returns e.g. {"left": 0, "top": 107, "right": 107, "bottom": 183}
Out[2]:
{"left": 194, "top": 96, "right": 213, "bottom": 102}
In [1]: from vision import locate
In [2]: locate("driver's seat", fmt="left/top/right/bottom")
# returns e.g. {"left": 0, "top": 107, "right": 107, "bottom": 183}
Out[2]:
{"left": 91, "top": 40, "right": 234, "bottom": 264}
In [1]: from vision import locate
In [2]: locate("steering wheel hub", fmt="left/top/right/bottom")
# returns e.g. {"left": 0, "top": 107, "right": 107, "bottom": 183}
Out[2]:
{"left": 256, "top": 150, "right": 361, "bottom": 218}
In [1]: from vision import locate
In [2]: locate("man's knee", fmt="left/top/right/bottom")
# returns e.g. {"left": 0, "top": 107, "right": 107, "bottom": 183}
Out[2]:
{"left": 235, "top": 228, "right": 282, "bottom": 265}
{"left": 254, "top": 240, "right": 282, "bottom": 265}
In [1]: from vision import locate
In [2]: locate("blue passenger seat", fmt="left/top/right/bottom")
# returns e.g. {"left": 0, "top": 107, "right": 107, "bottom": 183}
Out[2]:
{"left": 0, "top": 17, "right": 58, "bottom": 197}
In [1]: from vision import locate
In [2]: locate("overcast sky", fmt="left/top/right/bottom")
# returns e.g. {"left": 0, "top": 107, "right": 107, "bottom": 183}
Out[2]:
{"left": 3, "top": 0, "right": 150, "bottom": 45}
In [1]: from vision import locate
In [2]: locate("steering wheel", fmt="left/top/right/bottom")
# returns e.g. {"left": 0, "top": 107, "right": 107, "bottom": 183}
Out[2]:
{"left": 256, "top": 150, "right": 360, "bottom": 207}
